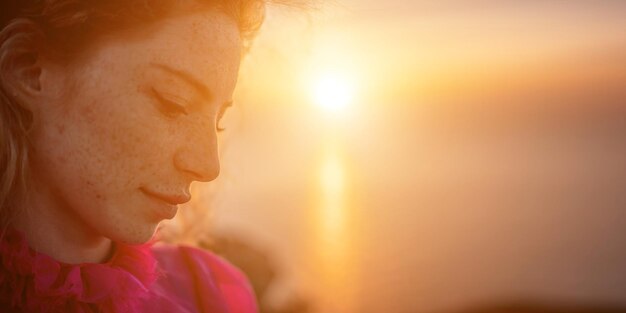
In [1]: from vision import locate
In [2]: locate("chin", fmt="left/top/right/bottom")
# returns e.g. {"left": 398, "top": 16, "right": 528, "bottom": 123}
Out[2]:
{"left": 106, "top": 224, "right": 158, "bottom": 245}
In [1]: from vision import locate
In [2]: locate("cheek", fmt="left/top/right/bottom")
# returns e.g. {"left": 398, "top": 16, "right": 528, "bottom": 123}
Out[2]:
{"left": 46, "top": 92, "right": 177, "bottom": 197}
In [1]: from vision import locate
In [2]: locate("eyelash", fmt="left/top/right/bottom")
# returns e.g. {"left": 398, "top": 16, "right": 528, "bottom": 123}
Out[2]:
{"left": 151, "top": 88, "right": 188, "bottom": 117}
{"left": 216, "top": 102, "right": 233, "bottom": 132}
{"left": 152, "top": 87, "right": 231, "bottom": 133}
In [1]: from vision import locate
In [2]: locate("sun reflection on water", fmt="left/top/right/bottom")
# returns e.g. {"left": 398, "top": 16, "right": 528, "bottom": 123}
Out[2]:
{"left": 319, "top": 150, "right": 346, "bottom": 254}
{"left": 310, "top": 144, "right": 358, "bottom": 313}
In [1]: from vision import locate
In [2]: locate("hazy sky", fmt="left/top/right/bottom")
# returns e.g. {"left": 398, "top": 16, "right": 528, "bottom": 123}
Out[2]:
{"left": 240, "top": 0, "right": 626, "bottom": 106}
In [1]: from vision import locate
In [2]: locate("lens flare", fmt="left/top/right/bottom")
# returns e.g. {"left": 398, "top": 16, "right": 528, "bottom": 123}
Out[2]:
{"left": 312, "top": 73, "right": 355, "bottom": 112}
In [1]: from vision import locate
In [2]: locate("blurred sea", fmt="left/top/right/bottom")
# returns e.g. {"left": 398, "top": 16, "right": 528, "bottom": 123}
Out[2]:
{"left": 211, "top": 101, "right": 626, "bottom": 313}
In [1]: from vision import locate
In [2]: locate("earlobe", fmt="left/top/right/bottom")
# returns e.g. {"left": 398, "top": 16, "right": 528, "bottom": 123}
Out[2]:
{"left": 0, "top": 19, "right": 45, "bottom": 107}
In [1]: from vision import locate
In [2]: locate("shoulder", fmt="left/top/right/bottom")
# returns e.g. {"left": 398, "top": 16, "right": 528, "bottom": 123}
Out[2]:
{"left": 150, "top": 243, "right": 259, "bottom": 313}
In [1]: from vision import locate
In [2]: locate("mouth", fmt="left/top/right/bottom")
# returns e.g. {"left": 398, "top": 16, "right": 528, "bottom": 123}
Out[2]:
{"left": 139, "top": 187, "right": 190, "bottom": 219}
{"left": 139, "top": 188, "right": 191, "bottom": 205}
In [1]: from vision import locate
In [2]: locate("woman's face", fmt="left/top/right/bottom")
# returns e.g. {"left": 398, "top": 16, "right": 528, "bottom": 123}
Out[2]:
{"left": 28, "top": 10, "right": 241, "bottom": 244}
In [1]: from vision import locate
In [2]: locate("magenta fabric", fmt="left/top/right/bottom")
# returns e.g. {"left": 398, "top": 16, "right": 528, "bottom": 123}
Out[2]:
{"left": 0, "top": 229, "right": 258, "bottom": 313}
{"left": 143, "top": 244, "right": 259, "bottom": 313}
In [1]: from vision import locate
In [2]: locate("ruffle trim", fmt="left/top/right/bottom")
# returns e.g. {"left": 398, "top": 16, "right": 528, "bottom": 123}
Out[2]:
{"left": 0, "top": 229, "right": 157, "bottom": 313}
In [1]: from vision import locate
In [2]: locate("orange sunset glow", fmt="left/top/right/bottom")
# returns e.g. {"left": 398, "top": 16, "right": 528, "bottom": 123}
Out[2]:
{"left": 187, "top": 1, "right": 626, "bottom": 313}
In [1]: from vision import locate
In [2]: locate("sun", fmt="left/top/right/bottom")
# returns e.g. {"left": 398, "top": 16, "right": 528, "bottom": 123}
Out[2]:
{"left": 311, "top": 72, "right": 356, "bottom": 112}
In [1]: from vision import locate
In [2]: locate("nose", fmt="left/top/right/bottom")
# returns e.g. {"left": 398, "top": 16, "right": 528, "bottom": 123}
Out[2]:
{"left": 173, "top": 133, "right": 220, "bottom": 183}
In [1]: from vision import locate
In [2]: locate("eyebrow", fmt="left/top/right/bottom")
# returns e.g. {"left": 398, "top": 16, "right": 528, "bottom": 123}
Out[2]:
{"left": 150, "top": 62, "right": 213, "bottom": 100}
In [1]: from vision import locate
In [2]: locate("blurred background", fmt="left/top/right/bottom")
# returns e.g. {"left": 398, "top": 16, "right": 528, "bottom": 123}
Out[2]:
{"left": 176, "top": 1, "right": 626, "bottom": 313}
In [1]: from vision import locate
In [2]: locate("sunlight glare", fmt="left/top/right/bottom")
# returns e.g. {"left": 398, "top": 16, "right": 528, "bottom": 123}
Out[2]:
{"left": 312, "top": 72, "right": 355, "bottom": 112}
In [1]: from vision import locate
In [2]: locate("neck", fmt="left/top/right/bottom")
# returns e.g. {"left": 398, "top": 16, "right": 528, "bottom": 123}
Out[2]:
{"left": 11, "top": 183, "right": 113, "bottom": 264}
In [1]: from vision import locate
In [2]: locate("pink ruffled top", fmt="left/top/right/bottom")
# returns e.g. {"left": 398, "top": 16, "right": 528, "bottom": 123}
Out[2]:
{"left": 0, "top": 229, "right": 258, "bottom": 313}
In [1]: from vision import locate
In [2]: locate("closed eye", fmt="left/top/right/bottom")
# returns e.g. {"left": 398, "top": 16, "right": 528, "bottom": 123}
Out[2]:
{"left": 151, "top": 87, "right": 189, "bottom": 117}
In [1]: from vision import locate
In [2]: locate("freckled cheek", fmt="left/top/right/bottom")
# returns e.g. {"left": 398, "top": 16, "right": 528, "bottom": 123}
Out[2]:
{"left": 68, "top": 98, "right": 179, "bottom": 193}
{"left": 70, "top": 119, "right": 142, "bottom": 188}
{"left": 110, "top": 119, "right": 180, "bottom": 178}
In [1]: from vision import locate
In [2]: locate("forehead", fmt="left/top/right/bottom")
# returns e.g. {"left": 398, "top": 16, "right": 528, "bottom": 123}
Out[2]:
{"left": 148, "top": 10, "right": 241, "bottom": 62}
{"left": 74, "top": 9, "right": 242, "bottom": 99}
{"left": 141, "top": 11, "right": 242, "bottom": 93}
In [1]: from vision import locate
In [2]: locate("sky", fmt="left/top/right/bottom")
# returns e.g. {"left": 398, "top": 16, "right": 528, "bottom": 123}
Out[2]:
{"left": 237, "top": 0, "right": 626, "bottom": 110}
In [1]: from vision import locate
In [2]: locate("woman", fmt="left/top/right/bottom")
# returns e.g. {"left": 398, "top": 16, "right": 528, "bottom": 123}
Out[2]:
{"left": 0, "top": 0, "right": 279, "bottom": 312}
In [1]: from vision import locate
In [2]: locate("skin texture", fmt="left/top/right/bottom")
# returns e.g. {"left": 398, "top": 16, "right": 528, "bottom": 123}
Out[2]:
{"left": 12, "top": 9, "right": 242, "bottom": 264}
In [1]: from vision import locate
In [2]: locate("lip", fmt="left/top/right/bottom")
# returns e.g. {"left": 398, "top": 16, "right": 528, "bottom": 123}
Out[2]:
{"left": 140, "top": 188, "right": 191, "bottom": 205}
{"left": 140, "top": 188, "right": 190, "bottom": 219}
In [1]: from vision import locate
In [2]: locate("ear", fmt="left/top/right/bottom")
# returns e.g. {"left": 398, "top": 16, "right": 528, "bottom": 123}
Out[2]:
{"left": 0, "top": 19, "right": 45, "bottom": 108}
